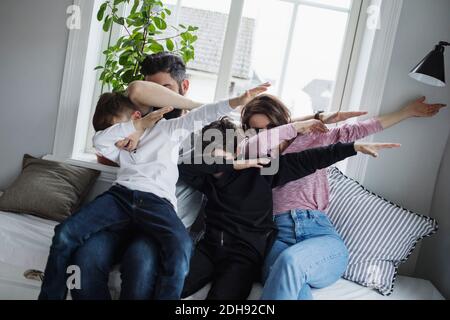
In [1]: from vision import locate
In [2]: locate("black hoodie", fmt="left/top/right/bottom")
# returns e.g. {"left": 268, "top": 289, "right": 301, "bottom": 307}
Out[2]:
{"left": 178, "top": 142, "right": 356, "bottom": 259}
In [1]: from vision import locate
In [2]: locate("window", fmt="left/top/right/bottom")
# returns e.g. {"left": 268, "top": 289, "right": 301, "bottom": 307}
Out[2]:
{"left": 79, "top": 2, "right": 133, "bottom": 156}
{"left": 165, "top": 0, "right": 232, "bottom": 102}
{"left": 227, "top": 0, "right": 359, "bottom": 119}
{"left": 67, "top": 0, "right": 364, "bottom": 163}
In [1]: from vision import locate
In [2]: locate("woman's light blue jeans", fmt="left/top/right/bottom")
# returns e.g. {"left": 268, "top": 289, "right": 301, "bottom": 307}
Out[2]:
{"left": 261, "top": 209, "right": 349, "bottom": 300}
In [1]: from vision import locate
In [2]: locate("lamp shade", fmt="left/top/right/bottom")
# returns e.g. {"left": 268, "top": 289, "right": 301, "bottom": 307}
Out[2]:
{"left": 409, "top": 43, "right": 447, "bottom": 87}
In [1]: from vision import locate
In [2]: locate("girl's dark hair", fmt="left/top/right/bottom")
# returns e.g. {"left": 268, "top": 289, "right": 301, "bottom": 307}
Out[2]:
{"left": 240, "top": 94, "right": 291, "bottom": 131}
{"left": 92, "top": 92, "right": 137, "bottom": 131}
{"left": 201, "top": 117, "right": 238, "bottom": 154}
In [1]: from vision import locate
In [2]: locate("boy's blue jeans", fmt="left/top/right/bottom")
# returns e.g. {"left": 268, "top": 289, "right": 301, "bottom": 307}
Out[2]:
{"left": 38, "top": 185, "right": 192, "bottom": 300}
{"left": 261, "top": 210, "right": 349, "bottom": 300}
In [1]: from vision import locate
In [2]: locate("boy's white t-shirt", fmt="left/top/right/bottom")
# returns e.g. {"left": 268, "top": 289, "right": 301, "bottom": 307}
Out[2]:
{"left": 93, "top": 100, "right": 233, "bottom": 209}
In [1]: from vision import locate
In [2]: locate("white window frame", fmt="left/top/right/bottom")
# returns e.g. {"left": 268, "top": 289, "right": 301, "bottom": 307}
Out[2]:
{"left": 47, "top": 0, "right": 118, "bottom": 181}
{"left": 342, "top": 0, "right": 404, "bottom": 182}
{"left": 49, "top": 0, "right": 404, "bottom": 184}
{"left": 213, "top": 0, "right": 245, "bottom": 100}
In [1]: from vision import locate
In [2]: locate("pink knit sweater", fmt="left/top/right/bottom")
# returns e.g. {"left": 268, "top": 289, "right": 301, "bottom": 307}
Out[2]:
{"left": 240, "top": 119, "right": 383, "bottom": 214}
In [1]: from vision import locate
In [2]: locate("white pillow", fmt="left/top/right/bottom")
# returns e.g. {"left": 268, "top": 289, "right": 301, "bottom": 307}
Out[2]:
{"left": 327, "top": 167, "right": 438, "bottom": 295}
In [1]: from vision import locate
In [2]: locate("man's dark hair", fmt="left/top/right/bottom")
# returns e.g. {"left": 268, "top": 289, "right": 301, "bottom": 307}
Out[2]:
{"left": 141, "top": 52, "right": 187, "bottom": 84}
{"left": 92, "top": 92, "right": 137, "bottom": 131}
{"left": 200, "top": 117, "right": 239, "bottom": 155}
{"left": 141, "top": 52, "right": 187, "bottom": 120}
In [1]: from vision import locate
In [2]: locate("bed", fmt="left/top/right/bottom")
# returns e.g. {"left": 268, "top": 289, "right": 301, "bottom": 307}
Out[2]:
{"left": 0, "top": 211, "right": 444, "bottom": 300}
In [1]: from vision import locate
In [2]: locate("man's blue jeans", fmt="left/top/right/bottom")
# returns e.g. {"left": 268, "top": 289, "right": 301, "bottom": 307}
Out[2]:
{"left": 38, "top": 185, "right": 192, "bottom": 300}
{"left": 70, "top": 231, "right": 160, "bottom": 300}
{"left": 70, "top": 180, "right": 205, "bottom": 300}
{"left": 261, "top": 210, "right": 349, "bottom": 300}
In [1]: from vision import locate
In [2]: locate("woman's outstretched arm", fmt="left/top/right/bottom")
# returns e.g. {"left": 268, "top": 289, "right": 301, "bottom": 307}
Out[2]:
{"left": 239, "top": 120, "right": 328, "bottom": 159}
{"left": 377, "top": 96, "right": 446, "bottom": 129}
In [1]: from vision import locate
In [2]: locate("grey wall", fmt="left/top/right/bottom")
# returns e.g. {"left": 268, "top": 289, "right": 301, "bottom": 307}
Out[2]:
{"left": 416, "top": 136, "right": 450, "bottom": 299}
{"left": 0, "top": 0, "right": 72, "bottom": 189}
{"left": 361, "top": 0, "right": 450, "bottom": 278}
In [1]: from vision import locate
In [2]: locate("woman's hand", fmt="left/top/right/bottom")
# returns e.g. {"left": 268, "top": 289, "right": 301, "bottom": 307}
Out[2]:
{"left": 354, "top": 142, "right": 401, "bottom": 158}
{"left": 402, "top": 96, "right": 446, "bottom": 118}
{"left": 320, "top": 111, "right": 368, "bottom": 124}
{"left": 292, "top": 119, "right": 328, "bottom": 134}
{"left": 233, "top": 158, "right": 271, "bottom": 170}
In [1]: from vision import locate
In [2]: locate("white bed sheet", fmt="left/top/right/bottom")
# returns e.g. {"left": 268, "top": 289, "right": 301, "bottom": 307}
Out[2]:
{"left": 0, "top": 211, "right": 444, "bottom": 300}
{"left": 184, "top": 276, "right": 444, "bottom": 300}
{"left": 0, "top": 211, "right": 56, "bottom": 270}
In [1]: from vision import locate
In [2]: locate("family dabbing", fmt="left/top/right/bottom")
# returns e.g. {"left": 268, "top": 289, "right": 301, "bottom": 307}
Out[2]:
{"left": 38, "top": 53, "right": 444, "bottom": 300}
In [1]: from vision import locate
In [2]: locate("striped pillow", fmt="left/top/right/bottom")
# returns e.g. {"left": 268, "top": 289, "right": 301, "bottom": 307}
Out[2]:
{"left": 327, "top": 167, "right": 438, "bottom": 296}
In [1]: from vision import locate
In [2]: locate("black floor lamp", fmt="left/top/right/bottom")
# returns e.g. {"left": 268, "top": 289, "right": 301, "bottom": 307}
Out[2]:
{"left": 409, "top": 41, "right": 449, "bottom": 87}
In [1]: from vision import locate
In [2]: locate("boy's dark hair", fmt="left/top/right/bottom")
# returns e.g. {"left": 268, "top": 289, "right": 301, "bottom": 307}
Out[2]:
{"left": 200, "top": 117, "right": 238, "bottom": 155}
{"left": 141, "top": 52, "right": 187, "bottom": 85}
{"left": 92, "top": 92, "right": 137, "bottom": 131}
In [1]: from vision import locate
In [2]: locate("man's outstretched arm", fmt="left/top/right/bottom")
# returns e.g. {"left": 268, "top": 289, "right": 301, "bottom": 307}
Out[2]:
{"left": 127, "top": 80, "right": 271, "bottom": 111}
{"left": 128, "top": 80, "right": 202, "bottom": 111}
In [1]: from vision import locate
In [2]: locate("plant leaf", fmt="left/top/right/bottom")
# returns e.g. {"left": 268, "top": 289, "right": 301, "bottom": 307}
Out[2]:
{"left": 149, "top": 41, "right": 164, "bottom": 53}
{"left": 97, "top": 3, "right": 107, "bottom": 21}
{"left": 131, "top": 0, "right": 139, "bottom": 13}
{"left": 103, "top": 16, "right": 112, "bottom": 32}
{"left": 153, "top": 17, "right": 167, "bottom": 30}
{"left": 98, "top": 1, "right": 198, "bottom": 88}
{"left": 166, "top": 38, "right": 174, "bottom": 51}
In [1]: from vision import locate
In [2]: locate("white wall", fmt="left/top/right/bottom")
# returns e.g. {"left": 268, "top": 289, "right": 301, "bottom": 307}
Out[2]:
{"left": 361, "top": 0, "right": 450, "bottom": 277}
{"left": 0, "top": 0, "right": 72, "bottom": 189}
{"left": 416, "top": 136, "right": 450, "bottom": 299}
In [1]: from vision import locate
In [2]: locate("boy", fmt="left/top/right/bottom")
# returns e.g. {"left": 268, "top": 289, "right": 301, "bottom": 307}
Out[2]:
{"left": 38, "top": 81, "right": 268, "bottom": 300}
{"left": 178, "top": 117, "right": 400, "bottom": 300}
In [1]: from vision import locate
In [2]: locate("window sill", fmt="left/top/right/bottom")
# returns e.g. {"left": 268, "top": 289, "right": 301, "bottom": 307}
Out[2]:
{"left": 43, "top": 153, "right": 117, "bottom": 183}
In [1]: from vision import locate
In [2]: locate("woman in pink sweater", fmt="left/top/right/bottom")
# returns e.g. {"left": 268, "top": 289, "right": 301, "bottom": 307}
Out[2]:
{"left": 239, "top": 94, "right": 445, "bottom": 300}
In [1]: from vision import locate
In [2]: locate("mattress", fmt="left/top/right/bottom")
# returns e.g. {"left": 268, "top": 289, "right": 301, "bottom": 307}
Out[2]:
{"left": 0, "top": 211, "right": 57, "bottom": 270}
{"left": 0, "top": 211, "right": 444, "bottom": 300}
{"left": 185, "top": 276, "right": 444, "bottom": 300}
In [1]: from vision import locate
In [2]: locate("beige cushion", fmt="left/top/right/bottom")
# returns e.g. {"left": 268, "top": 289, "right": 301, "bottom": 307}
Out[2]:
{"left": 0, "top": 154, "right": 99, "bottom": 222}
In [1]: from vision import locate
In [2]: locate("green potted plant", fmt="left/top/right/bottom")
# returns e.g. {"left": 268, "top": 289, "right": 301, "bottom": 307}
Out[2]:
{"left": 96, "top": 0, "right": 198, "bottom": 92}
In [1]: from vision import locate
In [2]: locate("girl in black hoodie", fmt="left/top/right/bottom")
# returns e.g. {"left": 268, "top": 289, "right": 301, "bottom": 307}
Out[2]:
{"left": 179, "top": 117, "right": 399, "bottom": 300}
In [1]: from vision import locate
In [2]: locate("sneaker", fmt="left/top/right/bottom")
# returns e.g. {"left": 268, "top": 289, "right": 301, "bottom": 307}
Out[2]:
{"left": 23, "top": 269, "right": 44, "bottom": 282}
